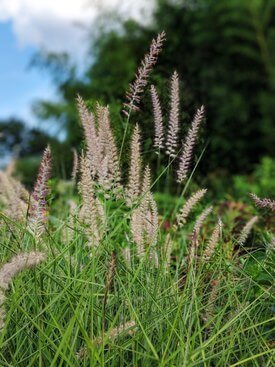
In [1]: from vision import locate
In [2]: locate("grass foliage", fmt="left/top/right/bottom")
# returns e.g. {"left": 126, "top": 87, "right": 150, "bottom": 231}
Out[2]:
{"left": 0, "top": 203, "right": 274, "bottom": 366}
{"left": 0, "top": 33, "right": 274, "bottom": 367}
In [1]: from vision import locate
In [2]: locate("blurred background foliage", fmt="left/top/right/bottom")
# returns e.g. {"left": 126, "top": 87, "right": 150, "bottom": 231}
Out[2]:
{"left": 1, "top": 0, "right": 275, "bottom": 194}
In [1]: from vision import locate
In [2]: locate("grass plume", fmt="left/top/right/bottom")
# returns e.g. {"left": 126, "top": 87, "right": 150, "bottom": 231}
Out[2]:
{"left": 123, "top": 31, "right": 165, "bottom": 116}
{"left": 27, "top": 146, "right": 52, "bottom": 237}
{"left": 250, "top": 193, "right": 275, "bottom": 211}
{"left": 126, "top": 125, "right": 142, "bottom": 207}
{"left": 151, "top": 85, "right": 164, "bottom": 151}
{"left": 237, "top": 215, "right": 258, "bottom": 246}
{"left": 176, "top": 188, "right": 207, "bottom": 228}
{"left": 0, "top": 34, "right": 272, "bottom": 367}
{"left": 166, "top": 71, "right": 180, "bottom": 158}
{"left": 177, "top": 105, "right": 204, "bottom": 183}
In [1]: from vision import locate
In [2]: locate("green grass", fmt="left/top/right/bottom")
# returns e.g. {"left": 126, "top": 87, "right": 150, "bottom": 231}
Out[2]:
{"left": 1, "top": 27, "right": 274, "bottom": 366}
{"left": 0, "top": 191, "right": 274, "bottom": 367}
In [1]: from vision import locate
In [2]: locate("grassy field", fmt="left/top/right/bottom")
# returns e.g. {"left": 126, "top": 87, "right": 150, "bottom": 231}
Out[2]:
{"left": 0, "top": 178, "right": 274, "bottom": 366}
{"left": 0, "top": 33, "right": 274, "bottom": 366}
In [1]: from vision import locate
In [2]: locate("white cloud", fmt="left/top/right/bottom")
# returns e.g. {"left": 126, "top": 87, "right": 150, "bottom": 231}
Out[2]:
{"left": 0, "top": 0, "right": 154, "bottom": 60}
{"left": 0, "top": 0, "right": 155, "bottom": 131}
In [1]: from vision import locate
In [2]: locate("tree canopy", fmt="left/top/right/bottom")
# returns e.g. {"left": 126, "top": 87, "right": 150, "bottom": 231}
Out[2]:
{"left": 32, "top": 0, "right": 275, "bottom": 177}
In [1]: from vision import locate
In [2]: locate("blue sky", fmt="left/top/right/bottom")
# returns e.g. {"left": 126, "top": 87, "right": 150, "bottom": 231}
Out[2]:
{"left": 0, "top": 21, "right": 53, "bottom": 129}
{"left": 0, "top": 0, "right": 152, "bottom": 133}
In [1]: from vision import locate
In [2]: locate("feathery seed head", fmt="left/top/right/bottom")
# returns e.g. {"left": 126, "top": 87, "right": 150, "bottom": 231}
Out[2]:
{"left": 0, "top": 251, "right": 45, "bottom": 330}
{"left": 193, "top": 205, "right": 213, "bottom": 237}
{"left": 9, "top": 174, "right": 30, "bottom": 203}
{"left": 71, "top": 148, "right": 79, "bottom": 183}
{"left": 150, "top": 250, "right": 159, "bottom": 268}
{"left": 203, "top": 217, "right": 223, "bottom": 261}
{"left": 142, "top": 165, "right": 151, "bottom": 194}
{"left": 0, "top": 172, "right": 28, "bottom": 221}
{"left": 79, "top": 154, "right": 105, "bottom": 248}
{"left": 131, "top": 194, "right": 158, "bottom": 258}
{"left": 131, "top": 191, "right": 158, "bottom": 257}
{"left": 166, "top": 71, "right": 180, "bottom": 158}
{"left": 0, "top": 251, "right": 46, "bottom": 291}
{"left": 188, "top": 205, "right": 212, "bottom": 264}
{"left": 103, "top": 320, "right": 137, "bottom": 342}
{"left": 237, "top": 216, "right": 258, "bottom": 246}
{"left": 105, "top": 252, "right": 116, "bottom": 290}
{"left": 189, "top": 206, "right": 213, "bottom": 263}
{"left": 123, "top": 31, "right": 166, "bottom": 116}
{"left": 8, "top": 176, "right": 30, "bottom": 203}
{"left": 140, "top": 164, "right": 152, "bottom": 208}
{"left": 151, "top": 85, "right": 164, "bottom": 150}
{"left": 203, "top": 277, "right": 221, "bottom": 322}
{"left": 145, "top": 193, "right": 158, "bottom": 247}
{"left": 77, "top": 95, "right": 99, "bottom": 176}
{"left": 249, "top": 193, "right": 275, "bottom": 211}
{"left": 131, "top": 207, "right": 145, "bottom": 258}
{"left": 177, "top": 105, "right": 205, "bottom": 183}
{"left": 64, "top": 199, "right": 78, "bottom": 242}
{"left": 126, "top": 124, "right": 142, "bottom": 206}
{"left": 122, "top": 247, "right": 131, "bottom": 267}
{"left": 28, "top": 146, "right": 52, "bottom": 237}
{"left": 77, "top": 320, "right": 137, "bottom": 358}
{"left": 78, "top": 153, "right": 94, "bottom": 200}
{"left": 266, "top": 237, "right": 275, "bottom": 256}
{"left": 97, "top": 105, "right": 122, "bottom": 192}
{"left": 164, "top": 233, "right": 172, "bottom": 270}
{"left": 176, "top": 188, "right": 207, "bottom": 228}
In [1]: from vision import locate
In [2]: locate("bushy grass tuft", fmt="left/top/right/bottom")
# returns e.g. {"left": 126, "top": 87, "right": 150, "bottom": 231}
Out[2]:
{"left": 0, "top": 212, "right": 273, "bottom": 366}
{"left": 0, "top": 33, "right": 274, "bottom": 366}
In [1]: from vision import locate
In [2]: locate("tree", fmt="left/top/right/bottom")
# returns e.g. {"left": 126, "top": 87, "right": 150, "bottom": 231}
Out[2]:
{"left": 0, "top": 118, "right": 71, "bottom": 184}
{"left": 31, "top": 0, "right": 275, "bottom": 177}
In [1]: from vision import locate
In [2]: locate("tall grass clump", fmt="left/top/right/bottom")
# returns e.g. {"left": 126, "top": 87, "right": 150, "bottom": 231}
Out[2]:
{"left": 0, "top": 33, "right": 274, "bottom": 367}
